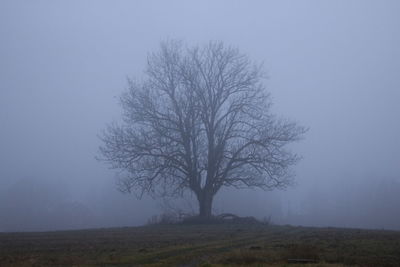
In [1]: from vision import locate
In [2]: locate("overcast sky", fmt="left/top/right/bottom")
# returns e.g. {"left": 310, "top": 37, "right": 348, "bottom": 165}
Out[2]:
{"left": 1, "top": 0, "right": 399, "bottom": 231}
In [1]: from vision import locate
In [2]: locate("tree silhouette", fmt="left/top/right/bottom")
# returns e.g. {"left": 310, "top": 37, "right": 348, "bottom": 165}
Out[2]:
{"left": 99, "top": 41, "right": 306, "bottom": 218}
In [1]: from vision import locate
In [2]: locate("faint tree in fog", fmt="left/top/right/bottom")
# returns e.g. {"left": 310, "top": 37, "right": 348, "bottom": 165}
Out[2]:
{"left": 99, "top": 40, "right": 306, "bottom": 218}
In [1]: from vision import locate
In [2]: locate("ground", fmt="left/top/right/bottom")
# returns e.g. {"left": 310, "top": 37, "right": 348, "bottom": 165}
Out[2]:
{"left": 1, "top": 224, "right": 399, "bottom": 266}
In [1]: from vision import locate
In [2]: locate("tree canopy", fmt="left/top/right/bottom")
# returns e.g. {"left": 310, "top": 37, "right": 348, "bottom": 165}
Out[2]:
{"left": 99, "top": 41, "right": 306, "bottom": 217}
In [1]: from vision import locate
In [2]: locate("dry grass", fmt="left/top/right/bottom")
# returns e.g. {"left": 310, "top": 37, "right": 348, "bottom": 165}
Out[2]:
{"left": 1, "top": 224, "right": 399, "bottom": 266}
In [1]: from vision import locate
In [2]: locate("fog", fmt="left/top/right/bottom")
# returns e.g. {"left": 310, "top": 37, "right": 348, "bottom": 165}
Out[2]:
{"left": 1, "top": 0, "right": 399, "bottom": 231}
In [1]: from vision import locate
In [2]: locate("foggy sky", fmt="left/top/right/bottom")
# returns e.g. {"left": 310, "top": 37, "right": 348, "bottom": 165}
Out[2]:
{"left": 1, "top": 0, "right": 399, "bottom": 231}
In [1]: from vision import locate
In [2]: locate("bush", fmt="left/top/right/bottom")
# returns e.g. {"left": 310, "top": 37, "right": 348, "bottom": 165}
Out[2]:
{"left": 146, "top": 212, "right": 180, "bottom": 225}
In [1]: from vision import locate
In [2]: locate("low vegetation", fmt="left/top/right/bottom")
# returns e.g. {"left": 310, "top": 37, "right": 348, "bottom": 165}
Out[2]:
{"left": 1, "top": 223, "right": 399, "bottom": 266}
{"left": 147, "top": 213, "right": 269, "bottom": 225}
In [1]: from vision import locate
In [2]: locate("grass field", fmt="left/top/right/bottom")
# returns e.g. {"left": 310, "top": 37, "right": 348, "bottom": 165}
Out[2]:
{"left": 1, "top": 223, "right": 399, "bottom": 266}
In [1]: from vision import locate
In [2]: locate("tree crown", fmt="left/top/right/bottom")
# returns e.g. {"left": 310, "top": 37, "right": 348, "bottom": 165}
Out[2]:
{"left": 99, "top": 40, "right": 306, "bottom": 199}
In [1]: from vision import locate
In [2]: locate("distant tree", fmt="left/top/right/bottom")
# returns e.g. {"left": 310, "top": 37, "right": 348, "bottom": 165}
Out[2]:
{"left": 99, "top": 41, "right": 306, "bottom": 218}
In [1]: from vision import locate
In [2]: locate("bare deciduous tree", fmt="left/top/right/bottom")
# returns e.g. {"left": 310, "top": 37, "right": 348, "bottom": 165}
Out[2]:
{"left": 99, "top": 41, "right": 306, "bottom": 218}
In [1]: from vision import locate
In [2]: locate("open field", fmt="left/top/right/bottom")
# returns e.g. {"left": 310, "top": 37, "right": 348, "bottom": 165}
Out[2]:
{"left": 1, "top": 224, "right": 400, "bottom": 266}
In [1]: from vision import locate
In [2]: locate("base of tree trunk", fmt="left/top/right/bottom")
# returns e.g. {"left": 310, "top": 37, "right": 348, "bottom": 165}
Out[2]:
{"left": 180, "top": 214, "right": 264, "bottom": 225}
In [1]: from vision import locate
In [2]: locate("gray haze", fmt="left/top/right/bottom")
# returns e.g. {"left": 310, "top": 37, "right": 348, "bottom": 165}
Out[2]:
{"left": 1, "top": 0, "right": 399, "bottom": 231}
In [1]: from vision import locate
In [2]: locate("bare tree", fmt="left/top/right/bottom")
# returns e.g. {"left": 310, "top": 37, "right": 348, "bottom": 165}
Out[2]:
{"left": 99, "top": 41, "right": 306, "bottom": 218}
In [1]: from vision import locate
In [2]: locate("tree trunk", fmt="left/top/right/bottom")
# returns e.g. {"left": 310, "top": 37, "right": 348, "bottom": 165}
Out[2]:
{"left": 197, "top": 191, "right": 213, "bottom": 218}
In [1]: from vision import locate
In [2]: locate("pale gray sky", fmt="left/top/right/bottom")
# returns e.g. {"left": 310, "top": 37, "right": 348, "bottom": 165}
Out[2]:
{"left": 1, "top": 0, "right": 399, "bottom": 231}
